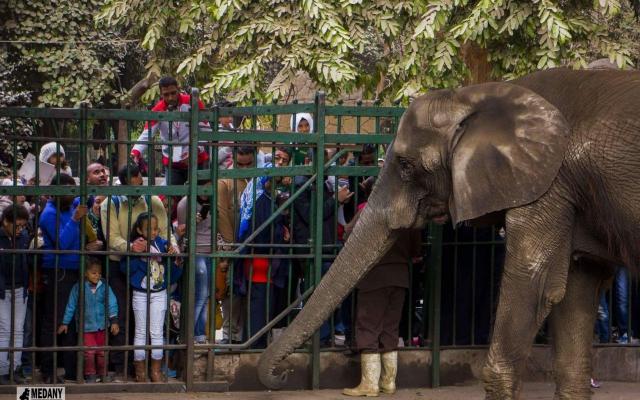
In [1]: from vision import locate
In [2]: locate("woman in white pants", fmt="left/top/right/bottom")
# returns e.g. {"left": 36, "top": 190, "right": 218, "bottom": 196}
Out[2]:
{"left": 0, "top": 204, "right": 31, "bottom": 384}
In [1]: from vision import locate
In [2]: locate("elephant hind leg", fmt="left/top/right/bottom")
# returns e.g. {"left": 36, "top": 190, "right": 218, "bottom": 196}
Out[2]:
{"left": 549, "top": 258, "right": 609, "bottom": 400}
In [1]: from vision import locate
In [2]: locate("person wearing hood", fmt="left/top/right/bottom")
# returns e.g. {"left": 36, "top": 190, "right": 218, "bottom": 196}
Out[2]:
{"left": 39, "top": 142, "right": 72, "bottom": 176}
{"left": 289, "top": 113, "right": 314, "bottom": 165}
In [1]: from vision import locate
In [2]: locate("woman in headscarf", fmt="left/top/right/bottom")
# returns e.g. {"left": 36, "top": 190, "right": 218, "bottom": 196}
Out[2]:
{"left": 39, "top": 142, "right": 73, "bottom": 176}
{"left": 289, "top": 113, "right": 314, "bottom": 165}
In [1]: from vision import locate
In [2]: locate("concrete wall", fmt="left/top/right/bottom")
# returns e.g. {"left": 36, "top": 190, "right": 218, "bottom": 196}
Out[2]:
{"left": 195, "top": 346, "right": 640, "bottom": 390}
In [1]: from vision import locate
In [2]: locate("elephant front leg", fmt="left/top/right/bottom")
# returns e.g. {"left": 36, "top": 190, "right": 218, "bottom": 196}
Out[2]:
{"left": 483, "top": 195, "right": 575, "bottom": 400}
{"left": 549, "top": 259, "right": 609, "bottom": 400}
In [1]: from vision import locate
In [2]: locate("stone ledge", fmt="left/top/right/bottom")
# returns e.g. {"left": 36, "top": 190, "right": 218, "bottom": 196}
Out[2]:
{"left": 194, "top": 346, "right": 640, "bottom": 390}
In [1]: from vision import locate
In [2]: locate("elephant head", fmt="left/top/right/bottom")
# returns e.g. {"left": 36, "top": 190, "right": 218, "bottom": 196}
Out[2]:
{"left": 257, "top": 81, "right": 570, "bottom": 389}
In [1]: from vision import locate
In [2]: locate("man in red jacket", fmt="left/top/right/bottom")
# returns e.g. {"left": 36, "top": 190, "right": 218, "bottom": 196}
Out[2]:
{"left": 131, "top": 76, "right": 210, "bottom": 185}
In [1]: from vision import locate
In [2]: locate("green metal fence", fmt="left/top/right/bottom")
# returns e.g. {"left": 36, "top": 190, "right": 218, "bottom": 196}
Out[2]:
{"left": 0, "top": 90, "right": 447, "bottom": 391}
{"left": 2, "top": 89, "right": 637, "bottom": 393}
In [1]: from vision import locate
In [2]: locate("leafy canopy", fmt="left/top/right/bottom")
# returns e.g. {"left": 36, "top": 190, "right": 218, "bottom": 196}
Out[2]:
{"left": 1, "top": 0, "right": 129, "bottom": 107}
{"left": 80, "top": 1, "right": 640, "bottom": 103}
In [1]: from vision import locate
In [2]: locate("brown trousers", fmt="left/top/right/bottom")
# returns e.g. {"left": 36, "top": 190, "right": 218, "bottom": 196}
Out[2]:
{"left": 355, "top": 286, "right": 406, "bottom": 352}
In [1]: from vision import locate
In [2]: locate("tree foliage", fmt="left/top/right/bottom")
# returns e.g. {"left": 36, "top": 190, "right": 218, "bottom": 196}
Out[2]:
{"left": 97, "top": 0, "right": 637, "bottom": 103}
{"left": 1, "top": 0, "right": 135, "bottom": 107}
{"left": 0, "top": 52, "right": 37, "bottom": 176}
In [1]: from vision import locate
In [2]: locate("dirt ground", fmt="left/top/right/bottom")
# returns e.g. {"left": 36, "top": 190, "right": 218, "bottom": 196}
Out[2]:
{"left": 2, "top": 382, "right": 638, "bottom": 400}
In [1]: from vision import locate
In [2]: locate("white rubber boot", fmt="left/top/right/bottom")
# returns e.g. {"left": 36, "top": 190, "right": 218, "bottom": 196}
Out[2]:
{"left": 379, "top": 351, "right": 398, "bottom": 394}
{"left": 343, "top": 353, "right": 381, "bottom": 397}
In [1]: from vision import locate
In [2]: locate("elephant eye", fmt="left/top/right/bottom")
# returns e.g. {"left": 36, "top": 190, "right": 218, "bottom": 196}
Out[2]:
{"left": 398, "top": 157, "right": 414, "bottom": 180}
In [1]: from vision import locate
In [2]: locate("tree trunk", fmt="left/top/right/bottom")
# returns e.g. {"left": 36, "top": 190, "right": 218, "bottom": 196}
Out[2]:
{"left": 117, "top": 73, "right": 159, "bottom": 170}
{"left": 461, "top": 42, "right": 492, "bottom": 84}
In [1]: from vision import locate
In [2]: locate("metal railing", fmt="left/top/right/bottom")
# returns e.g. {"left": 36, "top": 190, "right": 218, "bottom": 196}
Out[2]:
{"left": 1, "top": 90, "right": 448, "bottom": 391}
{"left": 2, "top": 90, "right": 635, "bottom": 392}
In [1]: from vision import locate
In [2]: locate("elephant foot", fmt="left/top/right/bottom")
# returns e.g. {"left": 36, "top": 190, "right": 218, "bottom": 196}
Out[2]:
{"left": 554, "top": 392, "right": 592, "bottom": 400}
{"left": 482, "top": 364, "right": 522, "bottom": 400}
{"left": 553, "top": 377, "right": 593, "bottom": 400}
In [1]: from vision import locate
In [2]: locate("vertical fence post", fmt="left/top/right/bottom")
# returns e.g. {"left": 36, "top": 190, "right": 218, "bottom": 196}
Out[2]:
{"left": 185, "top": 88, "right": 200, "bottom": 389}
{"left": 427, "top": 223, "right": 443, "bottom": 388}
{"left": 311, "top": 91, "right": 326, "bottom": 390}
{"left": 206, "top": 103, "right": 220, "bottom": 381}
{"left": 76, "top": 102, "right": 89, "bottom": 382}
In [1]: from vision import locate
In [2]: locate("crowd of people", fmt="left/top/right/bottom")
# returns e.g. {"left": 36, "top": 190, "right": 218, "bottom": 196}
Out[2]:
{"left": 0, "top": 76, "right": 389, "bottom": 386}
{"left": 0, "top": 76, "right": 635, "bottom": 390}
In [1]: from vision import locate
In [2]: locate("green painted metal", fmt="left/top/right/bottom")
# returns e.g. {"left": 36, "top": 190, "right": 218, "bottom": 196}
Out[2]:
{"left": 76, "top": 102, "right": 88, "bottom": 382}
{"left": 198, "top": 132, "right": 318, "bottom": 144}
{"left": 311, "top": 92, "right": 326, "bottom": 390}
{"left": 427, "top": 224, "right": 443, "bottom": 388}
{"left": 325, "top": 105, "right": 405, "bottom": 117}
{"left": 185, "top": 89, "right": 200, "bottom": 389}
{"left": 0, "top": 92, "right": 454, "bottom": 391}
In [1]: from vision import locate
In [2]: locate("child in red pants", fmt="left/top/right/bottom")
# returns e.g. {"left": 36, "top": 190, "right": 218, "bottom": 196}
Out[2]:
{"left": 58, "top": 257, "right": 119, "bottom": 382}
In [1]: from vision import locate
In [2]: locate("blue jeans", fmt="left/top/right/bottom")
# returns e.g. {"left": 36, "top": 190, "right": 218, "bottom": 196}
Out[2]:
{"left": 596, "top": 267, "right": 629, "bottom": 343}
{"left": 194, "top": 257, "right": 210, "bottom": 343}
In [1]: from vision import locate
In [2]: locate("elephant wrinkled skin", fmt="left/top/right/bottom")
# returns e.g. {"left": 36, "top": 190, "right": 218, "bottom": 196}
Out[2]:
{"left": 257, "top": 68, "right": 640, "bottom": 400}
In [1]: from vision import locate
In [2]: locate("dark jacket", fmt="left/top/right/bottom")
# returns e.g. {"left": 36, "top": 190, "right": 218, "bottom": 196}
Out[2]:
{"left": 345, "top": 208, "right": 422, "bottom": 292}
{"left": 0, "top": 228, "right": 31, "bottom": 299}
{"left": 233, "top": 191, "right": 289, "bottom": 295}
{"left": 120, "top": 236, "right": 183, "bottom": 292}
{"left": 292, "top": 175, "right": 337, "bottom": 254}
{"left": 356, "top": 228, "right": 422, "bottom": 292}
{"left": 39, "top": 199, "right": 81, "bottom": 269}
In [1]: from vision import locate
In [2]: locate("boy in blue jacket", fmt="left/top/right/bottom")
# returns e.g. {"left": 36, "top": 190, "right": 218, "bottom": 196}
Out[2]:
{"left": 58, "top": 257, "right": 119, "bottom": 383}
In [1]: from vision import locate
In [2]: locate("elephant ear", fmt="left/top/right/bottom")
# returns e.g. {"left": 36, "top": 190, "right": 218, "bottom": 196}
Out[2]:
{"left": 449, "top": 82, "right": 570, "bottom": 225}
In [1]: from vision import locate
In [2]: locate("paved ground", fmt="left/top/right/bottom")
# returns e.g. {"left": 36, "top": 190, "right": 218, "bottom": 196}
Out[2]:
{"left": 2, "top": 382, "right": 639, "bottom": 399}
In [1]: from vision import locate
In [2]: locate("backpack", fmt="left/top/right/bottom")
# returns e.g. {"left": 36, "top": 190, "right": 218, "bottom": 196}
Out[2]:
{"left": 110, "top": 195, "right": 150, "bottom": 217}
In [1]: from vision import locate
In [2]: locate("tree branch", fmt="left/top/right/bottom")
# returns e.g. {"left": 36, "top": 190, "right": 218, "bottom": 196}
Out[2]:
{"left": 121, "top": 72, "right": 159, "bottom": 108}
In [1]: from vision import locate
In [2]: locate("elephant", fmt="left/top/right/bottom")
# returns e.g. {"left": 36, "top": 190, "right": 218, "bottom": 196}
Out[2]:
{"left": 257, "top": 67, "right": 640, "bottom": 399}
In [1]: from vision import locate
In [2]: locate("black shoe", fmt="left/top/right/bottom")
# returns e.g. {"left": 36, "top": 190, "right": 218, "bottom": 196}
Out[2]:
{"left": 84, "top": 374, "right": 97, "bottom": 383}
{"left": 12, "top": 371, "right": 25, "bottom": 384}
{"left": 320, "top": 339, "right": 333, "bottom": 348}
{"left": 0, "top": 372, "right": 26, "bottom": 385}
{"left": 14, "top": 366, "right": 28, "bottom": 383}
{"left": 63, "top": 373, "right": 77, "bottom": 383}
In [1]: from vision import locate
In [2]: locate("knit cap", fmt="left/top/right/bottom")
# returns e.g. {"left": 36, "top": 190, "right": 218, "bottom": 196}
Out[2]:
{"left": 39, "top": 142, "right": 65, "bottom": 163}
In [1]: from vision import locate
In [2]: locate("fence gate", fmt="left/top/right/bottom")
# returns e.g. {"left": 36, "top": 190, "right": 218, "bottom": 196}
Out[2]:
{"left": 0, "top": 90, "right": 452, "bottom": 392}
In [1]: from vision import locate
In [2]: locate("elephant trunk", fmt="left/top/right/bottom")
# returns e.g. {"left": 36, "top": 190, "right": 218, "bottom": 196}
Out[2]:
{"left": 257, "top": 202, "right": 396, "bottom": 389}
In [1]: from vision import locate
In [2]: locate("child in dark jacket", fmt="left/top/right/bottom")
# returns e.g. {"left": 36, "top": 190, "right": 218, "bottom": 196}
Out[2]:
{"left": 120, "top": 212, "right": 182, "bottom": 382}
{"left": 57, "top": 258, "right": 119, "bottom": 383}
{"left": 0, "top": 204, "right": 31, "bottom": 385}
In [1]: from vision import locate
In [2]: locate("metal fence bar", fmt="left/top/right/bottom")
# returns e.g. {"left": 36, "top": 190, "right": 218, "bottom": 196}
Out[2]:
{"left": 184, "top": 88, "right": 200, "bottom": 389}
{"left": 311, "top": 92, "right": 326, "bottom": 389}
{"left": 0, "top": 95, "right": 485, "bottom": 393}
{"left": 428, "top": 224, "right": 443, "bottom": 388}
